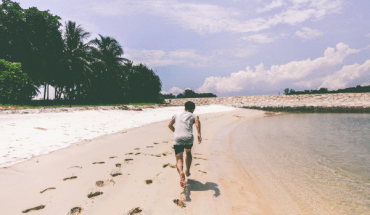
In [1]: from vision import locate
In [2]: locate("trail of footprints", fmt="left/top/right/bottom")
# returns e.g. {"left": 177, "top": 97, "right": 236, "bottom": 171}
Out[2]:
{"left": 23, "top": 140, "right": 208, "bottom": 213}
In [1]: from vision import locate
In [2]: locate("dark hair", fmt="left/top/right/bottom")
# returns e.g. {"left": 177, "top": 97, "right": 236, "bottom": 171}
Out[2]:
{"left": 185, "top": 101, "right": 195, "bottom": 110}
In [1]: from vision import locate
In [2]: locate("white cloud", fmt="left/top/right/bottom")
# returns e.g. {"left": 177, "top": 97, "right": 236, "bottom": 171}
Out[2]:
{"left": 161, "top": 87, "right": 184, "bottom": 95}
{"left": 92, "top": 0, "right": 342, "bottom": 34}
{"left": 196, "top": 42, "right": 363, "bottom": 93}
{"left": 295, "top": 27, "right": 323, "bottom": 39}
{"left": 319, "top": 60, "right": 370, "bottom": 90}
{"left": 124, "top": 49, "right": 212, "bottom": 67}
{"left": 241, "top": 34, "right": 277, "bottom": 43}
{"left": 257, "top": 0, "right": 284, "bottom": 13}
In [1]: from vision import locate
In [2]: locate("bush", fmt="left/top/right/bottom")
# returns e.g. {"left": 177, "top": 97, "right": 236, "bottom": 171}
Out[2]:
{"left": 0, "top": 59, "right": 39, "bottom": 103}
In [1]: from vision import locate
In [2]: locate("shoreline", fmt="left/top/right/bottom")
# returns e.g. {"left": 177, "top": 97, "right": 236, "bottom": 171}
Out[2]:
{"left": 0, "top": 108, "right": 268, "bottom": 215}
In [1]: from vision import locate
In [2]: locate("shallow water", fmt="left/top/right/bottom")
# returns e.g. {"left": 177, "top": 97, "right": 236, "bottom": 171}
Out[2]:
{"left": 231, "top": 113, "right": 370, "bottom": 215}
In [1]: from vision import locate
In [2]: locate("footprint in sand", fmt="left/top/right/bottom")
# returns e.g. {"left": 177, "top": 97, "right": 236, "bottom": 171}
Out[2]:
{"left": 134, "top": 148, "right": 140, "bottom": 150}
{"left": 40, "top": 187, "right": 56, "bottom": 194}
{"left": 194, "top": 157, "right": 207, "bottom": 160}
{"left": 124, "top": 158, "right": 133, "bottom": 163}
{"left": 173, "top": 199, "right": 186, "bottom": 208}
{"left": 111, "top": 171, "right": 122, "bottom": 177}
{"left": 146, "top": 146, "right": 153, "bottom": 148}
{"left": 163, "top": 141, "right": 168, "bottom": 143}
{"left": 194, "top": 153, "right": 202, "bottom": 155}
{"left": 109, "top": 156, "right": 117, "bottom": 159}
{"left": 69, "top": 207, "right": 83, "bottom": 215}
{"left": 125, "top": 153, "right": 133, "bottom": 155}
{"left": 63, "top": 176, "right": 77, "bottom": 181}
{"left": 135, "top": 152, "right": 141, "bottom": 155}
{"left": 95, "top": 181, "right": 104, "bottom": 187}
{"left": 145, "top": 179, "right": 153, "bottom": 184}
{"left": 92, "top": 162, "right": 105, "bottom": 164}
{"left": 69, "top": 166, "right": 82, "bottom": 169}
{"left": 22, "top": 205, "right": 45, "bottom": 213}
{"left": 154, "top": 142, "right": 159, "bottom": 144}
{"left": 127, "top": 207, "right": 143, "bottom": 215}
{"left": 87, "top": 191, "right": 103, "bottom": 198}
{"left": 115, "top": 163, "right": 122, "bottom": 167}
{"left": 163, "top": 163, "right": 176, "bottom": 168}
{"left": 195, "top": 163, "right": 200, "bottom": 166}
{"left": 198, "top": 170, "right": 207, "bottom": 174}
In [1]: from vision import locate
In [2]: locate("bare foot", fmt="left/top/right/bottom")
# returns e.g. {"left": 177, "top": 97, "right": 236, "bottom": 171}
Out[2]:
{"left": 185, "top": 170, "right": 191, "bottom": 177}
{"left": 180, "top": 172, "right": 186, "bottom": 188}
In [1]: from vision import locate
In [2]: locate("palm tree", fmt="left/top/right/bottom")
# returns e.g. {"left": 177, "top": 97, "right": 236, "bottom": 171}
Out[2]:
{"left": 89, "top": 35, "right": 128, "bottom": 103}
{"left": 60, "top": 20, "right": 93, "bottom": 101}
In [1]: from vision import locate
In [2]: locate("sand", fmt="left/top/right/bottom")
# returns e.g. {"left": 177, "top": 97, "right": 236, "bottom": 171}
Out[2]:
{"left": 0, "top": 108, "right": 277, "bottom": 215}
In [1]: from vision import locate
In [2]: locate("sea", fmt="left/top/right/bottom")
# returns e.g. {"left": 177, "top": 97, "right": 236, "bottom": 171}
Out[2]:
{"left": 231, "top": 113, "right": 370, "bottom": 215}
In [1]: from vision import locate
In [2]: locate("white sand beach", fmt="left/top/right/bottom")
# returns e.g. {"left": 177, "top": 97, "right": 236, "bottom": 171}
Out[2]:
{"left": 0, "top": 106, "right": 277, "bottom": 215}
{"left": 0, "top": 105, "right": 235, "bottom": 168}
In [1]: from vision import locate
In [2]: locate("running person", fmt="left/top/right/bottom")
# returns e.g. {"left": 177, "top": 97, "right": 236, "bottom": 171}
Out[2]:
{"left": 168, "top": 101, "right": 202, "bottom": 188}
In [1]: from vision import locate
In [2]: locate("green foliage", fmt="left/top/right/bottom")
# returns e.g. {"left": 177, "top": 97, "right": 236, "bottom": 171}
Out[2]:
{"left": 126, "top": 63, "right": 162, "bottom": 103}
{"left": 1, "top": 1, "right": 163, "bottom": 104}
{"left": 176, "top": 89, "right": 217, "bottom": 98}
{"left": 0, "top": 59, "right": 39, "bottom": 103}
{"left": 284, "top": 86, "right": 370, "bottom": 95}
{"left": 0, "top": 0, "right": 64, "bottom": 85}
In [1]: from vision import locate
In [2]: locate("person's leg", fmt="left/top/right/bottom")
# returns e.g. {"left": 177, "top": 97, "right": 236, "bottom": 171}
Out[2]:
{"left": 184, "top": 148, "right": 192, "bottom": 177}
{"left": 174, "top": 146, "right": 187, "bottom": 188}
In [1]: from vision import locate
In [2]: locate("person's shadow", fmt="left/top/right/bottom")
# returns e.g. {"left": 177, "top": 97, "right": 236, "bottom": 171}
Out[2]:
{"left": 184, "top": 179, "right": 220, "bottom": 202}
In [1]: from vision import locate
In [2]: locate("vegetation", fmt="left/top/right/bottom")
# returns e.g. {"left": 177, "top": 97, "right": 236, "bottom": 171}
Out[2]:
{"left": 284, "top": 85, "right": 370, "bottom": 95}
{"left": 160, "top": 89, "right": 217, "bottom": 99}
{"left": 0, "top": 0, "right": 162, "bottom": 105}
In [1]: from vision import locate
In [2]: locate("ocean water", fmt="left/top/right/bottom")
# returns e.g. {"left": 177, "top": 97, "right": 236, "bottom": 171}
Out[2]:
{"left": 0, "top": 105, "right": 235, "bottom": 168}
{"left": 231, "top": 113, "right": 370, "bottom": 215}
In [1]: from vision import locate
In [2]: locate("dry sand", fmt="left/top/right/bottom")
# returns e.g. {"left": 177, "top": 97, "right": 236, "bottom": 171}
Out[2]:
{"left": 0, "top": 108, "right": 278, "bottom": 215}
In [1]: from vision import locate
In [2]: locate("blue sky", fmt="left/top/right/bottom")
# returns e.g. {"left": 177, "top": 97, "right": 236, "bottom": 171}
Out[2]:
{"left": 16, "top": 0, "right": 370, "bottom": 97}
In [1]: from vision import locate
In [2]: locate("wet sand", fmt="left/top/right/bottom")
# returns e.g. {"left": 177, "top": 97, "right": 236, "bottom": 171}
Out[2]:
{"left": 0, "top": 108, "right": 277, "bottom": 215}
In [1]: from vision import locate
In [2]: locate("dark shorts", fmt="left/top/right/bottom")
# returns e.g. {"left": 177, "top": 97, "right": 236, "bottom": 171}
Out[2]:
{"left": 174, "top": 144, "right": 193, "bottom": 155}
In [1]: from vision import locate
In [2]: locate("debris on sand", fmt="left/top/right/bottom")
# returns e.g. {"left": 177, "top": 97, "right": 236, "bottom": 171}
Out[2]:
{"left": 145, "top": 179, "right": 153, "bottom": 184}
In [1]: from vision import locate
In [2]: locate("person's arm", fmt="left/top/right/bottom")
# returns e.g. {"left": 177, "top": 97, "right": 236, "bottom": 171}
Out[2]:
{"left": 195, "top": 116, "right": 202, "bottom": 144}
{"left": 168, "top": 119, "right": 175, "bottom": 132}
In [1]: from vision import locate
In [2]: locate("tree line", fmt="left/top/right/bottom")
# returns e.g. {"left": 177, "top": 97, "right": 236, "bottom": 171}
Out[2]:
{"left": 284, "top": 85, "right": 370, "bottom": 95}
{"left": 160, "top": 89, "right": 217, "bottom": 99}
{"left": 0, "top": 0, "right": 162, "bottom": 105}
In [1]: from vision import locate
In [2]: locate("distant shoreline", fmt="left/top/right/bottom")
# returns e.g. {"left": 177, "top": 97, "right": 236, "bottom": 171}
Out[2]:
{"left": 243, "top": 106, "right": 370, "bottom": 113}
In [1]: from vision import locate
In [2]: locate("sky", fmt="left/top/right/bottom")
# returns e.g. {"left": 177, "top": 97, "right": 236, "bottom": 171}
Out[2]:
{"left": 15, "top": 0, "right": 370, "bottom": 98}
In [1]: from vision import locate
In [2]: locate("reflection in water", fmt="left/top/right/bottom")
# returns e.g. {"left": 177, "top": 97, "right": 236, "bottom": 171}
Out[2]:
{"left": 232, "top": 113, "right": 370, "bottom": 215}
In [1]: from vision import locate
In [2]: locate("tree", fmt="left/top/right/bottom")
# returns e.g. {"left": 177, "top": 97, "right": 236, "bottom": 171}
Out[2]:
{"left": 88, "top": 35, "right": 128, "bottom": 103}
{"left": 0, "top": 59, "right": 39, "bottom": 103}
{"left": 60, "top": 21, "right": 93, "bottom": 101}
{"left": 0, "top": 0, "right": 64, "bottom": 99}
{"left": 176, "top": 89, "right": 217, "bottom": 98}
{"left": 126, "top": 63, "right": 162, "bottom": 103}
{"left": 284, "top": 88, "right": 290, "bottom": 95}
